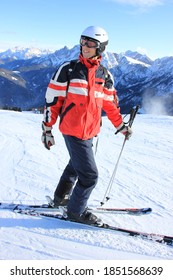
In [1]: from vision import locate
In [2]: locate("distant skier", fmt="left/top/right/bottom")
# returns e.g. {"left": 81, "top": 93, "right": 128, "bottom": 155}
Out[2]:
{"left": 41, "top": 26, "right": 132, "bottom": 225}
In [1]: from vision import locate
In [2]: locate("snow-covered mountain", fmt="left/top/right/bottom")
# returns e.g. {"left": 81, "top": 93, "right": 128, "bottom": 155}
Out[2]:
{"left": 0, "top": 46, "right": 53, "bottom": 60}
{"left": 0, "top": 46, "right": 173, "bottom": 114}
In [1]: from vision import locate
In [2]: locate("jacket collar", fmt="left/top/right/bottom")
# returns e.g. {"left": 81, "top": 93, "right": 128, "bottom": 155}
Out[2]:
{"left": 79, "top": 54, "right": 102, "bottom": 68}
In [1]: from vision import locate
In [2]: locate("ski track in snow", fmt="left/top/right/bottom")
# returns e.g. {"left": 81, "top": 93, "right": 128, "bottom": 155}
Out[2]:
{"left": 0, "top": 110, "right": 173, "bottom": 260}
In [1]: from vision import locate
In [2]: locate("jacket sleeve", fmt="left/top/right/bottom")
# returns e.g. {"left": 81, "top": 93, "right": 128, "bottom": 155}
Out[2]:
{"left": 43, "top": 61, "right": 70, "bottom": 127}
{"left": 102, "top": 70, "right": 123, "bottom": 128}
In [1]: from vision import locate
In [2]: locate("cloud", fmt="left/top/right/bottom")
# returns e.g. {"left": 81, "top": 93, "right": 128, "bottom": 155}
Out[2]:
{"left": 142, "top": 89, "right": 169, "bottom": 115}
{"left": 108, "top": 0, "right": 164, "bottom": 9}
{"left": 106, "top": 0, "right": 165, "bottom": 13}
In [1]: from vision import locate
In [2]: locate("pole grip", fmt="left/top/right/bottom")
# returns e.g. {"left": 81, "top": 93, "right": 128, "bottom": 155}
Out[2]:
{"left": 128, "top": 105, "right": 140, "bottom": 128}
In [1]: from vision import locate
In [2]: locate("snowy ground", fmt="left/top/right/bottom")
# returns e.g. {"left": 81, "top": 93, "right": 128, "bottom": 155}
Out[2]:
{"left": 0, "top": 109, "right": 173, "bottom": 260}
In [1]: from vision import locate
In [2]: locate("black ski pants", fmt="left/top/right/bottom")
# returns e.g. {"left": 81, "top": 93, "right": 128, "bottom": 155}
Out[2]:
{"left": 61, "top": 135, "right": 98, "bottom": 214}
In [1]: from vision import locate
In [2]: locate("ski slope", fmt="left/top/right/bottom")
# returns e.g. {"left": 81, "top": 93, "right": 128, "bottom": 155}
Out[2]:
{"left": 0, "top": 110, "right": 173, "bottom": 260}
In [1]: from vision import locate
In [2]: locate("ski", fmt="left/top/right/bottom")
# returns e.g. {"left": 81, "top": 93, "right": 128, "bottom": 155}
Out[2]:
{"left": 45, "top": 195, "right": 152, "bottom": 215}
{"left": 0, "top": 201, "right": 152, "bottom": 215}
{"left": 13, "top": 208, "right": 173, "bottom": 247}
{"left": 89, "top": 207, "right": 152, "bottom": 215}
{"left": 0, "top": 202, "right": 53, "bottom": 211}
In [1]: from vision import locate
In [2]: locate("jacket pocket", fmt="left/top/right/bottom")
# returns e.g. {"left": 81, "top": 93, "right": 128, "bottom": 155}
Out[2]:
{"left": 60, "top": 102, "right": 75, "bottom": 124}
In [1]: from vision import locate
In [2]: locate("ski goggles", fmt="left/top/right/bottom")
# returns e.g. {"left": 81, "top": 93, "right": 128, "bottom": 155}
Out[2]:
{"left": 80, "top": 36, "right": 100, "bottom": 48}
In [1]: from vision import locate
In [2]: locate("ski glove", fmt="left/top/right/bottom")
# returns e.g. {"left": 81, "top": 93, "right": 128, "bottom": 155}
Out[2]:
{"left": 41, "top": 122, "right": 55, "bottom": 150}
{"left": 116, "top": 123, "right": 133, "bottom": 140}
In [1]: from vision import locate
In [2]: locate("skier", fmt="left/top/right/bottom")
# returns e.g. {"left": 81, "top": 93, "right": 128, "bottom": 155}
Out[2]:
{"left": 41, "top": 26, "right": 132, "bottom": 225}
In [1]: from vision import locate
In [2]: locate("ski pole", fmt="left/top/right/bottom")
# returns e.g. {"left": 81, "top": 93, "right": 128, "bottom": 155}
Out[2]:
{"left": 100, "top": 105, "right": 140, "bottom": 206}
{"left": 94, "top": 136, "right": 99, "bottom": 155}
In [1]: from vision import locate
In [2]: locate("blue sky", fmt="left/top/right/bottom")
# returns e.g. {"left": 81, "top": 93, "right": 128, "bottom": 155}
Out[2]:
{"left": 0, "top": 0, "right": 173, "bottom": 59}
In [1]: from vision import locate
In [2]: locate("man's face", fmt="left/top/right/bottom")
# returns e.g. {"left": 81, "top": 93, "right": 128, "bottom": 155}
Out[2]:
{"left": 81, "top": 44, "right": 97, "bottom": 58}
{"left": 80, "top": 37, "right": 99, "bottom": 58}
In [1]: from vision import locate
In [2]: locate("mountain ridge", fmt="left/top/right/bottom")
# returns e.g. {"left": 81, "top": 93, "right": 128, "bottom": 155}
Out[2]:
{"left": 0, "top": 46, "right": 173, "bottom": 115}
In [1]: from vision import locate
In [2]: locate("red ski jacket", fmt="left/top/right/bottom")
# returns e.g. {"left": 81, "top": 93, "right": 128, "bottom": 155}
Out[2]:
{"left": 43, "top": 54, "right": 123, "bottom": 140}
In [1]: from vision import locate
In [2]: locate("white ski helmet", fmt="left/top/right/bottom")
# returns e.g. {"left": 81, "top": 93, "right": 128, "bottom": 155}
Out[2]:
{"left": 80, "top": 26, "right": 109, "bottom": 56}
